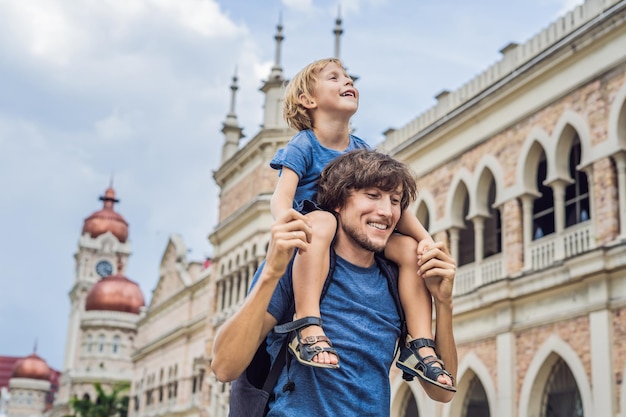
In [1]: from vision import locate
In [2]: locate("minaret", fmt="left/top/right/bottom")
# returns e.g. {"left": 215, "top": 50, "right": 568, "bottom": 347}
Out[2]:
{"left": 260, "top": 16, "right": 288, "bottom": 130}
{"left": 334, "top": 6, "right": 343, "bottom": 59}
{"left": 220, "top": 70, "right": 244, "bottom": 163}
{"left": 269, "top": 14, "right": 284, "bottom": 81}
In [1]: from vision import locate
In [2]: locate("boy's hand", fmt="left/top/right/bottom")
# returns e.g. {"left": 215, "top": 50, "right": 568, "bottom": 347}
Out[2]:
{"left": 417, "top": 241, "right": 456, "bottom": 305}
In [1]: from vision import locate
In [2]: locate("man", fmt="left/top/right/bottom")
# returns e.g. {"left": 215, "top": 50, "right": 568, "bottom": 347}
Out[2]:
{"left": 211, "top": 150, "right": 457, "bottom": 416}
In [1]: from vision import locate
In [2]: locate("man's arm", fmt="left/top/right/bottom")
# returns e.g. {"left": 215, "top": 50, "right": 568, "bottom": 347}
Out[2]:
{"left": 210, "top": 209, "right": 312, "bottom": 382}
{"left": 415, "top": 241, "right": 458, "bottom": 403}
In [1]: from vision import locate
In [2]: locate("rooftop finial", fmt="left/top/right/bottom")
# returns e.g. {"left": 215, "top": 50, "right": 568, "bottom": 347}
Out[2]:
{"left": 334, "top": 5, "right": 343, "bottom": 59}
{"left": 270, "top": 13, "right": 284, "bottom": 79}
{"left": 228, "top": 66, "right": 239, "bottom": 117}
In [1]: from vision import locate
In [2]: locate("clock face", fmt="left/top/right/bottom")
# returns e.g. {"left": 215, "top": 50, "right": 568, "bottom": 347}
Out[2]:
{"left": 95, "top": 260, "right": 113, "bottom": 278}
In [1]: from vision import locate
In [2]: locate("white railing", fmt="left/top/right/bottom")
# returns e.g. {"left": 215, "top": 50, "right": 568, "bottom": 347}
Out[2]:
{"left": 453, "top": 254, "right": 505, "bottom": 296}
{"left": 530, "top": 234, "right": 557, "bottom": 270}
{"left": 529, "top": 221, "right": 595, "bottom": 270}
{"left": 454, "top": 264, "right": 476, "bottom": 296}
{"left": 481, "top": 254, "right": 504, "bottom": 286}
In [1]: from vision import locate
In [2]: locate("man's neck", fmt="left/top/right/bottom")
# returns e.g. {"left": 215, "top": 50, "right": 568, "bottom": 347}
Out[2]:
{"left": 333, "top": 234, "right": 376, "bottom": 268}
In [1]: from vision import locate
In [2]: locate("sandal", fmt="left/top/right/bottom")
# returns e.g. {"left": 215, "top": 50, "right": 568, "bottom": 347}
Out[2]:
{"left": 396, "top": 338, "right": 456, "bottom": 392}
{"left": 274, "top": 316, "right": 340, "bottom": 369}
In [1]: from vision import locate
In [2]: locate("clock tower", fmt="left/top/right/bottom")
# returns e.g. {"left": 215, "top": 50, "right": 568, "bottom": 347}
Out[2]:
{"left": 53, "top": 186, "right": 133, "bottom": 412}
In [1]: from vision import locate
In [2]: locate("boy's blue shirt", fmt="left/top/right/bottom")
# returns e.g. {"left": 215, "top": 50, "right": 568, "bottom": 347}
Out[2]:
{"left": 270, "top": 129, "right": 370, "bottom": 207}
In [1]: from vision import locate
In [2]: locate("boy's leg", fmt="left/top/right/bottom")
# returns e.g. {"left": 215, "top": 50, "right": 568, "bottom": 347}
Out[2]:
{"left": 385, "top": 234, "right": 453, "bottom": 387}
{"left": 293, "top": 210, "right": 338, "bottom": 365}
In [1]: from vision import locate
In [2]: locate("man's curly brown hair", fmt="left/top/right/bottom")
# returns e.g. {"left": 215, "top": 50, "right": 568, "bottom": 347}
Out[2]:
{"left": 317, "top": 149, "right": 417, "bottom": 212}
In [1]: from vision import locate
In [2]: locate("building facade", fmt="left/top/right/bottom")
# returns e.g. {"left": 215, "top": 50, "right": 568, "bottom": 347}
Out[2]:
{"left": 129, "top": 235, "right": 212, "bottom": 417}
{"left": 207, "top": 1, "right": 626, "bottom": 416}
{"left": 50, "top": 187, "right": 145, "bottom": 417}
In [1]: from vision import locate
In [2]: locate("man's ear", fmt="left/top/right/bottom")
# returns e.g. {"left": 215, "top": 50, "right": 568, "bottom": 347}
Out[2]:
{"left": 298, "top": 93, "right": 317, "bottom": 109}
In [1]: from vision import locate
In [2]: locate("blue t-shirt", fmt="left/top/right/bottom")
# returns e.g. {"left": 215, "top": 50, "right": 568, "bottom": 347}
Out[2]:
{"left": 250, "top": 255, "right": 401, "bottom": 417}
{"left": 270, "top": 129, "right": 370, "bottom": 207}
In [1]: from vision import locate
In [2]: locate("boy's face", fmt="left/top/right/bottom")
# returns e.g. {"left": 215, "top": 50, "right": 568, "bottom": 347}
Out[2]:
{"left": 307, "top": 62, "right": 358, "bottom": 117}
{"left": 335, "top": 186, "right": 402, "bottom": 253}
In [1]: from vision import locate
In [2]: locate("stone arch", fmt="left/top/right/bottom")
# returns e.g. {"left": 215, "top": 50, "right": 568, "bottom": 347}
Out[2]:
{"left": 518, "top": 334, "right": 592, "bottom": 417}
{"left": 473, "top": 155, "right": 504, "bottom": 215}
{"left": 449, "top": 352, "right": 496, "bottom": 417}
{"left": 552, "top": 110, "right": 593, "bottom": 173}
{"left": 608, "top": 79, "right": 626, "bottom": 150}
{"left": 442, "top": 168, "right": 473, "bottom": 230}
{"left": 517, "top": 127, "right": 551, "bottom": 194}
{"left": 390, "top": 376, "right": 428, "bottom": 417}
{"left": 414, "top": 190, "right": 437, "bottom": 232}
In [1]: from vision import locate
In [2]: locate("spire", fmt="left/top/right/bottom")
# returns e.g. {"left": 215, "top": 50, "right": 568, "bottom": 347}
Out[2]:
{"left": 227, "top": 68, "right": 239, "bottom": 118}
{"left": 334, "top": 5, "right": 343, "bottom": 59}
{"left": 221, "top": 68, "right": 244, "bottom": 163}
{"left": 270, "top": 13, "right": 284, "bottom": 80}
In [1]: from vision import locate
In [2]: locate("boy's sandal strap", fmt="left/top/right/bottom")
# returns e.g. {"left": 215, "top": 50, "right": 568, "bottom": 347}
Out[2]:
{"left": 274, "top": 316, "right": 323, "bottom": 334}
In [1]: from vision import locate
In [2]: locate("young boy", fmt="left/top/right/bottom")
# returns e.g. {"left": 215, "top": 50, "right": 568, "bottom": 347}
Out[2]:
{"left": 269, "top": 58, "right": 455, "bottom": 390}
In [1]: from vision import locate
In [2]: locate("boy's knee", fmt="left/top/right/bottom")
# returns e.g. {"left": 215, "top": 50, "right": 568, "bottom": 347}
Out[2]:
{"left": 387, "top": 235, "right": 418, "bottom": 263}
{"left": 306, "top": 210, "right": 337, "bottom": 240}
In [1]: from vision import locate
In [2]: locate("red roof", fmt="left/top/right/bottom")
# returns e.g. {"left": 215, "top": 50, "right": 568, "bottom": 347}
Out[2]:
{"left": 0, "top": 356, "right": 60, "bottom": 410}
{"left": 0, "top": 356, "right": 20, "bottom": 388}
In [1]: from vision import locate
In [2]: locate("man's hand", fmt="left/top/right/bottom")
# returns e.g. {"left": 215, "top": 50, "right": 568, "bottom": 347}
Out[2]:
{"left": 417, "top": 241, "right": 456, "bottom": 305}
{"left": 264, "top": 209, "right": 313, "bottom": 278}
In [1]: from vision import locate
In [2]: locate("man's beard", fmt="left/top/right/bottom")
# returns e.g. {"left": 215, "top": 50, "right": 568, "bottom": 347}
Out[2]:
{"left": 340, "top": 220, "right": 387, "bottom": 253}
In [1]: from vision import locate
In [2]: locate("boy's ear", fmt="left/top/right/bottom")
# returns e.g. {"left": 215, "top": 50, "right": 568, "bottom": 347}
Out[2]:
{"left": 298, "top": 93, "right": 317, "bottom": 109}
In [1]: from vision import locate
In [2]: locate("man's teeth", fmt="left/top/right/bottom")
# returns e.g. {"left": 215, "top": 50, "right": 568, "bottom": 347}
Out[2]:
{"left": 369, "top": 222, "right": 387, "bottom": 230}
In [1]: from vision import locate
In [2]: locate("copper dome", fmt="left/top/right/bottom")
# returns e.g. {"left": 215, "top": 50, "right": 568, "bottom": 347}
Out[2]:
{"left": 11, "top": 353, "right": 51, "bottom": 381}
{"left": 82, "top": 187, "right": 129, "bottom": 243}
{"left": 85, "top": 274, "right": 145, "bottom": 314}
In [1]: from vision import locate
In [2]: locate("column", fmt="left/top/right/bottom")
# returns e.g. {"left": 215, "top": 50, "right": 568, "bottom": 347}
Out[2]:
{"left": 448, "top": 227, "right": 460, "bottom": 263}
{"left": 497, "top": 329, "right": 516, "bottom": 417}
{"left": 550, "top": 179, "right": 568, "bottom": 262}
{"left": 589, "top": 278, "right": 615, "bottom": 416}
{"left": 520, "top": 195, "right": 534, "bottom": 270}
{"left": 615, "top": 152, "right": 626, "bottom": 238}
{"left": 472, "top": 216, "right": 485, "bottom": 287}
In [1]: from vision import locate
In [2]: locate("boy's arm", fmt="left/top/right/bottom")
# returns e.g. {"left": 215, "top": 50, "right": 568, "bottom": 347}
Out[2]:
{"left": 416, "top": 241, "right": 458, "bottom": 402}
{"left": 395, "top": 210, "right": 435, "bottom": 245}
{"left": 270, "top": 168, "right": 300, "bottom": 220}
{"left": 210, "top": 209, "right": 312, "bottom": 382}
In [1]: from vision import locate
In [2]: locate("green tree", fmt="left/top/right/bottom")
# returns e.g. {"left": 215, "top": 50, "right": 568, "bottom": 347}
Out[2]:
{"left": 66, "top": 382, "right": 130, "bottom": 417}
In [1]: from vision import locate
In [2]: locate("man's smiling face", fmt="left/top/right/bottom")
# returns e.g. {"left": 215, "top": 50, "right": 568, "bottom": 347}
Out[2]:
{"left": 336, "top": 187, "right": 402, "bottom": 253}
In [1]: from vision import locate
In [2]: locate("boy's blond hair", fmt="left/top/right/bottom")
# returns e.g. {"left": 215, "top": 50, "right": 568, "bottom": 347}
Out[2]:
{"left": 283, "top": 57, "right": 346, "bottom": 131}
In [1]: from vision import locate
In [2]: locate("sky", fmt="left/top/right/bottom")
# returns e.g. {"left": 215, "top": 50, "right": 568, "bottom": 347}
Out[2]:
{"left": 0, "top": 0, "right": 584, "bottom": 371}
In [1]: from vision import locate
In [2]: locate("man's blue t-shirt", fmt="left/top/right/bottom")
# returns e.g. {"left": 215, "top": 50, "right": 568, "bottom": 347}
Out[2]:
{"left": 270, "top": 129, "right": 370, "bottom": 207}
{"left": 249, "top": 255, "right": 401, "bottom": 417}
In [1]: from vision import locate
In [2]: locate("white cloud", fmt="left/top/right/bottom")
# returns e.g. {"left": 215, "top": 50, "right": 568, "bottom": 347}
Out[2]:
{"left": 282, "top": 0, "right": 314, "bottom": 12}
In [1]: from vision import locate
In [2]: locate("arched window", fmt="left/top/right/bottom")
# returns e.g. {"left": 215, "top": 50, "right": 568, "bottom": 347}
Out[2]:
{"left": 484, "top": 180, "right": 502, "bottom": 258}
{"left": 462, "top": 375, "right": 490, "bottom": 417}
{"left": 112, "top": 335, "right": 121, "bottom": 354}
{"left": 416, "top": 202, "right": 430, "bottom": 232}
{"left": 458, "top": 194, "right": 475, "bottom": 266}
{"left": 98, "top": 334, "right": 105, "bottom": 353}
{"left": 565, "top": 136, "right": 590, "bottom": 227}
{"left": 533, "top": 152, "right": 555, "bottom": 240}
{"left": 541, "top": 358, "right": 583, "bottom": 417}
